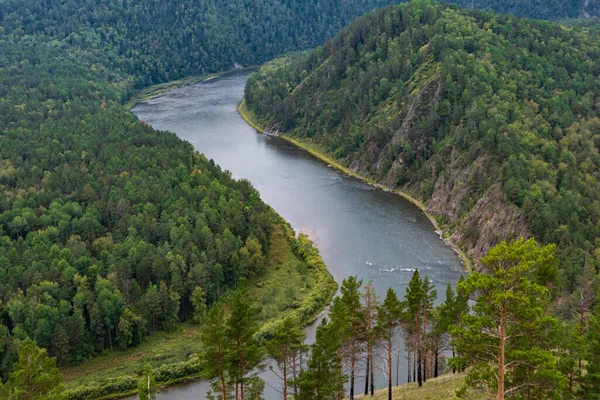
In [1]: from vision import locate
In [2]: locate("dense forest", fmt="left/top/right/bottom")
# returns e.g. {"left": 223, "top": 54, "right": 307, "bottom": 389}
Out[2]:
{"left": 4, "top": 239, "right": 598, "bottom": 399}
{"left": 244, "top": 0, "right": 600, "bottom": 293}
{"left": 1, "top": 0, "right": 600, "bottom": 398}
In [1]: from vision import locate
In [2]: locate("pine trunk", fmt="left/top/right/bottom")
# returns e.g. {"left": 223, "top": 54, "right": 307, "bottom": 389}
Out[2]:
{"left": 498, "top": 308, "right": 506, "bottom": 400}
{"left": 387, "top": 325, "right": 393, "bottom": 400}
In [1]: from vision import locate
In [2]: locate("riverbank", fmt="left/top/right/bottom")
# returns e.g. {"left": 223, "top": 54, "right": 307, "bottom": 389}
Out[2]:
{"left": 238, "top": 99, "right": 472, "bottom": 271}
{"left": 124, "top": 68, "right": 256, "bottom": 110}
{"left": 63, "top": 221, "right": 336, "bottom": 399}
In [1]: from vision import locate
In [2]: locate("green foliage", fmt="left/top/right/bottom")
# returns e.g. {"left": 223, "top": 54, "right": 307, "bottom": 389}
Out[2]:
{"left": 579, "top": 294, "right": 600, "bottom": 398}
{"left": 0, "top": 338, "right": 65, "bottom": 400}
{"left": 244, "top": 0, "right": 600, "bottom": 292}
{"left": 451, "top": 238, "right": 566, "bottom": 399}
{"left": 137, "top": 363, "right": 158, "bottom": 400}
{"left": 295, "top": 315, "right": 345, "bottom": 399}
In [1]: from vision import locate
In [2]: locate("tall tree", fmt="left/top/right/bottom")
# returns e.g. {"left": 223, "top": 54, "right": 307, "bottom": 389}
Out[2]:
{"left": 266, "top": 317, "right": 306, "bottom": 400}
{"left": 451, "top": 239, "right": 566, "bottom": 400}
{"left": 361, "top": 282, "right": 378, "bottom": 397}
{"left": 421, "top": 276, "right": 437, "bottom": 382}
{"left": 340, "top": 276, "right": 364, "bottom": 400}
{"left": 375, "top": 288, "right": 403, "bottom": 400}
{"left": 0, "top": 338, "right": 65, "bottom": 400}
{"left": 579, "top": 291, "right": 600, "bottom": 399}
{"left": 225, "top": 281, "right": 264, "bottom": 400}
{"left": 199, "top": 303, "right": 229, "bottom": 400}
{"left": 404, "top": 270, "right": 424, "bottom": 387}
{"left": 295, "top": 317, "right": 344, "bottom": 400}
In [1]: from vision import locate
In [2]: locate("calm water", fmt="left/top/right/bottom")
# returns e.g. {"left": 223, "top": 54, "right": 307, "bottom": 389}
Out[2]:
{"left": 131, "top": 71, "right": 464, "bottom": 399}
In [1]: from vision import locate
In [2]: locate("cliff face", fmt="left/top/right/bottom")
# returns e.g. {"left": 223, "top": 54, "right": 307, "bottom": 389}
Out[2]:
{"left": 244, "top": 1, "right": 600, "bottom": 272}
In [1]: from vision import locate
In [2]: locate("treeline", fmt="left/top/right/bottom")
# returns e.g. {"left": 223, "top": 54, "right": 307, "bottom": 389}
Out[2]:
{"left": 244, "top": 0, "right": 600, "bottom": 292}
{"left": 179, "top": 239, "right": 600, "bottom": 400}
{"left": 4, "top": 238, "right": 597, "bottom": 399}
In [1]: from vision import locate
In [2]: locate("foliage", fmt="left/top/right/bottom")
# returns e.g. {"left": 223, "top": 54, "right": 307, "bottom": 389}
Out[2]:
{"left": 451, "top": 239, "right": 566, "bottom": 399}
{"left": 244, "top": 0, "right": 600, "bottom": 291}
{"left": 0, "top": 338, "right": 65, "bottom": 400}
{"left": 137, "top": 363, "right": 158, "bottom": 400}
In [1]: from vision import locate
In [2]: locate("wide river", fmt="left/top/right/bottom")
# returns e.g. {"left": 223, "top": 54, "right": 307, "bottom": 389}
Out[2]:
{"left": 131, "top": 71, "right": 464, "bottom": 399}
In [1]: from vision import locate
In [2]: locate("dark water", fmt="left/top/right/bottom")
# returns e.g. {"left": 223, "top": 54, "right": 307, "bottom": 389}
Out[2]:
{"left": 131, "top": 71, "right": 464, "bottom": 399}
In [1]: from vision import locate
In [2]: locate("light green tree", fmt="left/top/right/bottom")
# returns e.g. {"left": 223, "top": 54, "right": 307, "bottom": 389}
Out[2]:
{"left": 191, "top": 286, "right": 208, "bottom": 324}
{"left": 451, "top": 238, "right": 566, "bottom": 400}
{"left": 0, "top": 338, "right": 65, "bottom": 400}
{"left": 137, "top": 363, "right": 158, "bottom": 400}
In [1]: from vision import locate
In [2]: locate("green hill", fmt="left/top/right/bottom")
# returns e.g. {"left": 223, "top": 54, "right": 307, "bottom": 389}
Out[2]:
{"left": 243, "top": 0, "right": 600, "bottom": 290}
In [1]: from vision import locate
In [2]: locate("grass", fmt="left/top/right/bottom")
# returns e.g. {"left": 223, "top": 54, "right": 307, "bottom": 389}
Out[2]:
{"left": 238, "top": 99, "right": 473, "bottom": 271}
{"left": 62, "top": 223, "right": 317, "bottom": 390}
{"left": 355, "top": 373, "right": 485, "bottom": 400}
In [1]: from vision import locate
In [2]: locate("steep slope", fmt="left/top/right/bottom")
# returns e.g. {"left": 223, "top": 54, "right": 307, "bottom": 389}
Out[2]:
{"left": 244, "top": 0, "right": 600, "bottom": 288}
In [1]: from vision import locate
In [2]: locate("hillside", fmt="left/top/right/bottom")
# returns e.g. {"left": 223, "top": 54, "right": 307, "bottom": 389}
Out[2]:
{"left": 354, "top": 373, "right": 484, "bottom": 400}
{"left": 243, "top": 0, "right": 600, "bottom": 289}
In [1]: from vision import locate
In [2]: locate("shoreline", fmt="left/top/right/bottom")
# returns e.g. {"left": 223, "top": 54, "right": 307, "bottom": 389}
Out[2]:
{"left": 238, "top": 99, "right": 472, "bottom": 271}
{"left": 124, "top": 67, "right": 256, "bottom": 110}
{"left": 63, "top": 83, "right": 336, "bottom": 400}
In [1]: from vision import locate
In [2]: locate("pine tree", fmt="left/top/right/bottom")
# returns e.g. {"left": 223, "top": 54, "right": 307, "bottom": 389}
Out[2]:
{"left": 266, "top": 317, "right": 306, "bottom": 399}
{"left": 375, "top": 288, "right": 403, "bottom": 400}
{"left": 404, "top": 270, "right": 424, "bottom": 387}
{"left": 340, "top": 276, "right": 364, "bottom": 400}
{"left": 579, "top": 292, "right": 600, "bottom": 399}
{"left": 295, "top": 317, "right": 344, "bottom": 400}
{"left": 0, "top": 338, "right": 65, "bottom": 400}
{"left": 451, "top": 239, "right": 566, "bottom": 400}
{"left": 361, "top": 282, "right": 378, "bottom": 397}
{"left": 199, "top": 303, "right": 229, "bottom": 400}
{"left": 225, "top": 280, "right": 264, "bottom": 400}
{"left": 328, "top": 297, "right": 350, "bottom": 400}
{"left": 420, "top": 276, "right": 436, "bottom": 382}
{"left": 138, "top": 363, "right": 158, "bottom": 400}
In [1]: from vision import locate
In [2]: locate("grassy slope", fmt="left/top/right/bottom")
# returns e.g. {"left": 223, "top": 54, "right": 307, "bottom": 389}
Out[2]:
{"left": 355, "top": 374, "right": 485, "bottom": 400}
{"left": 238, "top": 99, "right": 472, "bottom": 271}
{"left": 62, "top": 223, "right": 320, "bottom": 390}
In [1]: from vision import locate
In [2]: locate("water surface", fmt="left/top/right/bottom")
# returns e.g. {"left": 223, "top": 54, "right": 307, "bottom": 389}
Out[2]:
{"left": 131, "top": 71, "right": 464, "bottom": 399}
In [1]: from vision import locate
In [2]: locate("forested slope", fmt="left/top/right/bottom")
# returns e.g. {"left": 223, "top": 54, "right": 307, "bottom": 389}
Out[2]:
{"left": 244, "top": 0, "right": 600, "bottom": 290}
{"left": 1, "top": 0, "right": 599, "bottom": 393}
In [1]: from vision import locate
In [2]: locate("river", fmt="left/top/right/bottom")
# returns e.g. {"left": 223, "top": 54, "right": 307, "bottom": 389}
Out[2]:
{"left": 131, "top": 71, "right": 464, "bottom": 399}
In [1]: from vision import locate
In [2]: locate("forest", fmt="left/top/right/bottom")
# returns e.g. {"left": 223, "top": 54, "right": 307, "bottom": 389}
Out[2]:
{"left": 3, "top": 238, "right": 599, "bottom": 399}
{"left": 0, "top": 0, "right": 599, "bottom": 398}
{"left": 244, "top": 0, "right": 600, "bottom": 292}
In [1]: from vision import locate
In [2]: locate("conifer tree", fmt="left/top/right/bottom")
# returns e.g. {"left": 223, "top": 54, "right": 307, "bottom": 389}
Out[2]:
{"left": 266, "top": 317, "right": 306, "bottom": 400}
{"left": 328, "top": 297, "right": 351, "bottom": 400}
{"left": 226, "top": 280, "right": 264, "bottom": 400}
{"left": 421, "top": 276, "right": 436, "bottom": 382}
{"left": 405, "top": 270, "right": 424, "bottom": 387}
{"left": 295, "top": 317, "right": 344, "bottom": 400}
{"left": 340, "top": 276, "right": 364, "bottom": 400}
{"left": 579, "top": 292, "right": 600, "bottom": 399}
{"left": 361, "top": 282, "right": 378, "bottom": 397}
{"left": 0, "top": 338, "right": 65, "bottom": 400}
{"left": 376, "top": 288, "right": 403, "bottom": 400}
{"left": 451, "top": 239, "right": 566, "bottom": 400}
{"left": 199, "top": 303, "right": 229, "bottom": 400}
